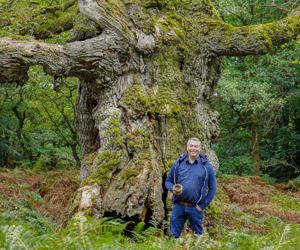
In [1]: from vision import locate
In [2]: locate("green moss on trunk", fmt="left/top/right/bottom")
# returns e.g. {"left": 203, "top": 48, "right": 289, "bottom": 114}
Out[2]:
{"left": 118, "top": 151, "right": 151, "bottom": 185}
{"left": 0, "top": 0, "right": 78, "bottom": 40}
{"left": 126, "top": 128, "right": 150, "bottom": 154}
{"left": 83, "top": 151, "right": 122, "bottom": 185}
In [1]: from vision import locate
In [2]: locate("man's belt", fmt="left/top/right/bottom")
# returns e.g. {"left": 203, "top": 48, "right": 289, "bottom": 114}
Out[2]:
{"left": 177, "top": 201, "right": 194, "bottom": 206}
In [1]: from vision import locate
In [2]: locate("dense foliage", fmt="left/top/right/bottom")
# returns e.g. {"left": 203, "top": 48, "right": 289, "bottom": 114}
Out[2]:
{"left": 1, "top": 215, "right": 299, "bottom": 250}
{"left": 0, "top": 0, "right": 81, "bottom": 170}
{"left": 0, "top": 66, "right": 80, "bottom": 169}
{"left": 212, "top": 0, "right": 300, "bottom": 181}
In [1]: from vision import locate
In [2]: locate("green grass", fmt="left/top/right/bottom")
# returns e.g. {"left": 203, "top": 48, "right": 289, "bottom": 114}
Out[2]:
{"left": 270, "top": 195, "right": 300, "bottom": 213}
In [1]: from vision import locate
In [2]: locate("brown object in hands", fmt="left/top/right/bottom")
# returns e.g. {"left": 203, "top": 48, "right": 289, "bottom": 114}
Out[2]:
{"left": 173, "top": 184, "right": 183, "bottom": 196}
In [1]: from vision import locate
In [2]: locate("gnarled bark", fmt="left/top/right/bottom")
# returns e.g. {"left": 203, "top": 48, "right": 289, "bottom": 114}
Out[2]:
{"left": 204, "top": 12, "right": 300, "bottom": 56}
{"left": 1, "top": 0, "right": 300, "bottom": 224}
{"left": 0, "top": 32, "right": 127, "bottom": 84}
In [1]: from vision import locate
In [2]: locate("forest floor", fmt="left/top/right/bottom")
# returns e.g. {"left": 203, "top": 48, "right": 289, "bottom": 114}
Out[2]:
{"left": 0, "top": 168, "right": 300, "bottom": 249}
{"left": 0, "top": 168, "right": 80, "bottom": 224}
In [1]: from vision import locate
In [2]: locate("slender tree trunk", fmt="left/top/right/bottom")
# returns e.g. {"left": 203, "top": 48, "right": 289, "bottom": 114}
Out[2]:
{"left": 70, "top": 143, "right": 81, "bottom": 168}
{"left": 12, "top": 97, "right": 33, "bottom": 162}
{"left": 250, "top": 120, "right": 260, "bottom": 175}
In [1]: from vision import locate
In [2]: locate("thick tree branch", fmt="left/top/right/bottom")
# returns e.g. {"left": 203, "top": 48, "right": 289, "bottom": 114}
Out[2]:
{"left": 205, "top": 12, "right": 300, "bottom": 56}
{"left": 0, "top": 39, "right": 67, "bottom": 84}
{"left": 77, "top": 0, "right": 131, "bottom": 39}
{"left": 77, "top": 0, "right": 155, "bottom": 54}
{"left": 0, "top": 32, "right": 127, "bottom": 85}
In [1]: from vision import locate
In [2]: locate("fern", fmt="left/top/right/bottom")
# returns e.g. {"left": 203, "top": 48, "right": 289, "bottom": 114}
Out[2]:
{"left": 274, "top": 224, "right": 300, "bottom": 250}
{"left": 55, "top": 214, "right": 129, "bottom": 249}
{"left": 0, "top": 207, "right": 56, "bottom": 235}
{"left": 1, "top": 212, "right": 299, "bottom": 250}
{"left": 220, "top": 224, "right": 300, "bottom": 250}
{"left": 1, "top": 225, "right": 35, "bottom": 250}
{"left": 67, "top": 214, "right": 128, "bottom": 236}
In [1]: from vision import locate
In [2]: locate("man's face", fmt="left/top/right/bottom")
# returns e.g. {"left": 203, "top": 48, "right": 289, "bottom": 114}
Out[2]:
{"left": 187, "top": 141, "right": 201, "bottom": 158}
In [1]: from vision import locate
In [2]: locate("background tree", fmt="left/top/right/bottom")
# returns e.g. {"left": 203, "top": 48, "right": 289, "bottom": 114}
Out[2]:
{"left": 0, "top": 0, "right": 300, "bottom": 224}
{"left": 213, "top": 0, "right": 300, "bottom": 180}
{"left": 0, "top": 66, "right": 80, "bottom": 169}
{"left": 214, "top": 69, "right": 285, "bottom": 175}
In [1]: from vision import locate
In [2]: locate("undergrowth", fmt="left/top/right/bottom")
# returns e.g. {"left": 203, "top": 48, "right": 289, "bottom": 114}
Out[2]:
{"left": 1, "top": 214, "right": 300, "bottom": 250}
{"left": 1, "top": 170, "right": 300, "bottom": 249}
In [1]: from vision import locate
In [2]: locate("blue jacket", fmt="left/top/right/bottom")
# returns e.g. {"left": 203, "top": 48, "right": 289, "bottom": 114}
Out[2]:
{"left": 165, "top": 153, "right": 217, "bottom": 209}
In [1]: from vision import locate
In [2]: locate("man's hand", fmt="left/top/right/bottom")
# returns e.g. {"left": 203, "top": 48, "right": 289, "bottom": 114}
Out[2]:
{"left": 173, "top": 184, "right": 183, "bottom": 196}
{"left": 196, "top": 205, "right": 204, "bottom": 212}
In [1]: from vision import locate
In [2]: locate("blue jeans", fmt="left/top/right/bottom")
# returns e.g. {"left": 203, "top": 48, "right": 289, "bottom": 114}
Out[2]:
{"left": 170, "top": 203, "right": 204, "bottom": 238}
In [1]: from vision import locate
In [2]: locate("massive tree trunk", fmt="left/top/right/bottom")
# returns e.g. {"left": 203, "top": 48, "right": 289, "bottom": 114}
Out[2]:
{"left": 1, "top": 0, "right": 300, "bottom": 224}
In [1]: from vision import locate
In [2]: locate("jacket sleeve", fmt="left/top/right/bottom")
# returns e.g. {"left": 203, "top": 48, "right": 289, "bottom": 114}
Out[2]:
{"left": 199, "top": 164, "right": 217, "bottom": 209}
{"left": 165, "top": 162, "right": 177, "bottom": 192}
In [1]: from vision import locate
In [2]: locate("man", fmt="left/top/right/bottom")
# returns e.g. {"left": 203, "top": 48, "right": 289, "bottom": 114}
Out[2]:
{"left": 165, "top": 137, "right": 217, "bottom": 238}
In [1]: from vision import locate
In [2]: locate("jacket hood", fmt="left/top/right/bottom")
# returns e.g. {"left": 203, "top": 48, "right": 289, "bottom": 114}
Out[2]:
{"left": 179, "top": 153, "right": 188, "bottom": 162}
{"left": 199, "top": 154, "right": 208, "bottom": 164}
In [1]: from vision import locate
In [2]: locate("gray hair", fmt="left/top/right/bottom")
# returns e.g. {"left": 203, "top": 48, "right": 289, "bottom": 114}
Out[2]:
{"left": 187, "top": 137, "right": 201, "bottom": 146}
